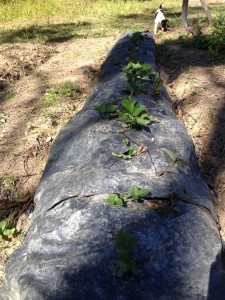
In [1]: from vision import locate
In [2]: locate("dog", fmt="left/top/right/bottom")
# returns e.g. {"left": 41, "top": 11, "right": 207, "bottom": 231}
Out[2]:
{"left": 154, "top": 4, "right": 168, "bottom": 34}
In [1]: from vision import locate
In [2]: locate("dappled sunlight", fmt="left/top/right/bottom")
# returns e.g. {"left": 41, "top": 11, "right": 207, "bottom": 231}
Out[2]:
{"left": 157, "top": 30, "right": 225, "bottom": 247}
{"left": 0, "top": 0, "right": 225, "bottom": 293}
{"left": 0, "top": 22, "right": 91, "bottom": 44}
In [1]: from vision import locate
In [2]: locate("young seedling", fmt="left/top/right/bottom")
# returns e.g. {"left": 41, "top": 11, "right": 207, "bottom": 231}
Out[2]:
{"left": 93, "top": 102, "right": 118, "bottom": 117}
{"left": 107, "top": 194, "right": 123, "bottom": 206}
{"left": 118, "top": 97, "right": 155, "bottom": 128}
{"left": 164, "top": 148, "right": 190, "bottom": 166}
{"left": 130, "top": 185, "right": 149, "bottom": 200}
{"left": 151, "top": 100, "right": 164, "bottom": 107}
{"left": 112, "top": 146, "right": 136, "bottom": 160}
{"left": 112, "top": 139, "right": 137, "bottom": 160}
{"left": 123, "top": 61, "right": 159, "bottom": 94}
{"left": 109, "top": 230, "right": 138, "bottom": 278}
{"left": 123, "top": 62, "right": 152, "bottom": 82}
{"left": 123, "top": 62, "right": 152, "bottom": 94}
{"left": 106, "top": 185, "right": 149, "bottom": 207}
{"left": 123, "top": 138, "right": 129, "bottom": 146}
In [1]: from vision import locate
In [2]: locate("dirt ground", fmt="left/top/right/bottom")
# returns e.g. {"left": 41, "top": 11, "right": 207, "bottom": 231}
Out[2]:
{"left": 156, "top": 31, "right": 225, "bottom": 242}
{"left": 0, "top": 35, "right": 119, "bottom": 284}
{"left": 0, "top": 25, "right": 225, "bottom": 285}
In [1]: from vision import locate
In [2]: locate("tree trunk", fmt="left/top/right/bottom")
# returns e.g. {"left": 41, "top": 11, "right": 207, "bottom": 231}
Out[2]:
{"left": 200, "top": 0, "right": 213, "bottom": 23}
{"left": 181, "top": 0, "right": 190, "bottom": 31}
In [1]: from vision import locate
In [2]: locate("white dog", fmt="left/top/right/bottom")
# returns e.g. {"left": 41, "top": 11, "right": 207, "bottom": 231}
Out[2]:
{"left": 154, "top": 4, "right": 168, "bottom": 34}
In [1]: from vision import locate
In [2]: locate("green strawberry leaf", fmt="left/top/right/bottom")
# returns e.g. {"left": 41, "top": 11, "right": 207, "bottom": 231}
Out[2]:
{"left": 122, "top": 99, "right": 135, "bottom": 114}
{"left": 132, "top": 104, "right": 146, "bottom": 117}
{"left": 164, "top": 148, "right": 177, "bottom": 163}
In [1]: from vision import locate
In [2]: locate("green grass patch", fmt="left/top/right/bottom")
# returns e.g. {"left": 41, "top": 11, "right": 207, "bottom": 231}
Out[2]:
{"left": 179, "top": 13, "right": 225, "bottom": 58}
{"left": 0, "top": 22, "right": 89, "bottom": 44}
{"left": 42, "top": 81, "right": 82, "bottom": 106}
{"left": 0, "top": 0, "right": 223, "bottom": 53}
{"left": 0, "top": 0, "right": 182, "bottom": 43}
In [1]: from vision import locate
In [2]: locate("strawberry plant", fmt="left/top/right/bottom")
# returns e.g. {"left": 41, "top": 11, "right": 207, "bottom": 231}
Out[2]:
{"left": 93, "top": 102, "right": 118, "bottom": 117}
{"left": 107, "top": 185, "right": 149, "bottom": 206}
{"left": 107, "top": 194, "right": 123, "bottom": 206}
{"left": 130, "top": 185, "right": 149, "bottom": 200}
{"left": 112, "top": 139, "right": 136, "bottom": 160}
{"left": 112, "top": 146, "right": 136, "bottom": 159}
{"left": 122, "top": 62, "right": 158, "bottom": 94}
{"left": 109, "top": 230, "right": 138, "bottom": 278}
{"left": 118, "top": 97, "right": 156, "bottom": 128}
{"left": 164, "top": 148, "right": 190, "bottom": 166}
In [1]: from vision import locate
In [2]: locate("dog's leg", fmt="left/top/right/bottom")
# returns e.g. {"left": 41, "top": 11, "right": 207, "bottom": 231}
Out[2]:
{"left": 154, "top": 22, "right": 158, "bottom": 34}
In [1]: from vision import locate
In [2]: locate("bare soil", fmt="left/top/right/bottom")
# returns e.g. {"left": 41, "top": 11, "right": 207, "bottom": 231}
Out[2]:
{"left": 0, "top": 35, "right": 119, "bottom": 285}
{"left": 0, "top": 26, "right": 225, "bottom": 286}
{"left": 156, "top": 31, "right": 225, "bottom": 242}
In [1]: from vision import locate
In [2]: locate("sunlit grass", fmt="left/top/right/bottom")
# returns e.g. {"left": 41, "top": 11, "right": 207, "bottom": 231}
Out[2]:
{"left": 0, "top": 0, "right": 180, "bottom": 26}
{"left": 0, "top": 0, "right": 223, "bottom": 44}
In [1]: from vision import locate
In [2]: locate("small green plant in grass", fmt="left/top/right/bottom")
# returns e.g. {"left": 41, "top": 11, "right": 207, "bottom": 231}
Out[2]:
{"left": 83, "top": 69, "right": 90, "bottom": 75}
{"left": 118, "top": 97, "right": 156, "bottom": 128}
{"left": 181, "top": 14, "right": 225, "bottom": 57}
{"left": 26, "top": 122, "right": 37, "bottom": 130}
{"left": 208, "top": 14, "right": 225, "bottom": 54}
{"left": 42, "top": 88, "right": 58, "bottom": 106}
{"left": 42, "top": 81, "right": 82, "bottom": 106}
{"left": 1, "top": 174, "right": 15, "bottom": 193}
{"left": 14, "top": 193, "right": 22, "bottom": 200}
{"left": 57, "top": 81, "right": 82, "bottom": 100}
{"left": 0, "top": 219, "right": 15, "bottom": 241}
{"left": 42, "top": 109, "right": 53, "bottom": 119}
{"left": 109, "top": 230, "right": 138, "bottom": 278}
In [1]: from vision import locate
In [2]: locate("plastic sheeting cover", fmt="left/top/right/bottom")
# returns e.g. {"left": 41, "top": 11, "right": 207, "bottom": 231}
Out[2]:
{"left": 1, "top": 31, "right": 224, "bottom": 300}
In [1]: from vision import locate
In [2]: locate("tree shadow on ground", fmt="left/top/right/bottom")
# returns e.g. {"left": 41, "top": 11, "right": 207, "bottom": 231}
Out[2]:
{"left": 0, "top": 22, "right": 92, "bottom": 44}
{"left": 156, "top": 33, "right": 225, "bottom": 299}
{"left": 207, "top": 252, "right": 225, "bottom": 299}
{"left": 116, "top": 4, "right": 219, "bottom": 23}
{"left": 114, "top": 5, "right": 220, "bottom": 36}
{"left": 156, "top": 35, "right": 225, "bottom": 184}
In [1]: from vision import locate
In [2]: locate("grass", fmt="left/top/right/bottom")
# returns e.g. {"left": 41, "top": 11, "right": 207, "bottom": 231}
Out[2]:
{"left": 42, "top": 81, "right": 82, "bottom": 106}
{"left": 1, "top": 0, "right": 222, "bottom": 44}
